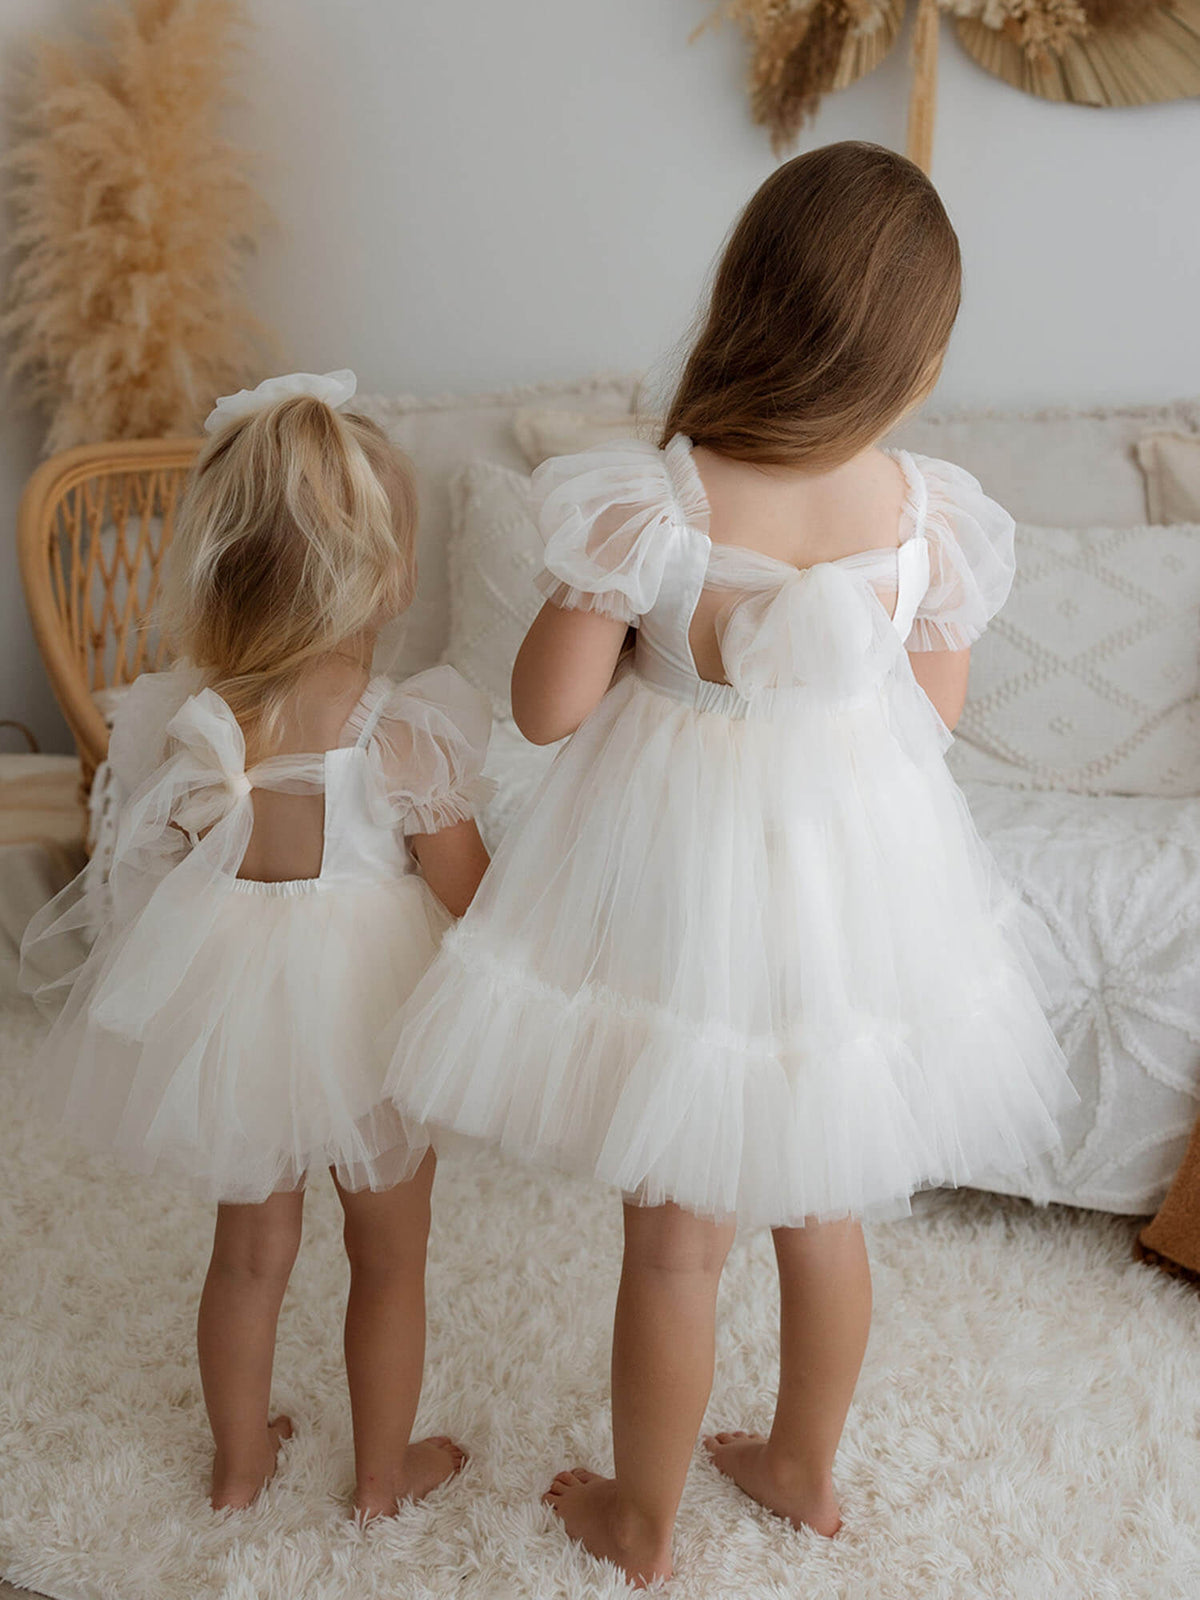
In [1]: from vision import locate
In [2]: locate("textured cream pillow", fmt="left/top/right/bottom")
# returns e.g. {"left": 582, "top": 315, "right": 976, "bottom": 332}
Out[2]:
{"left": 1136, "top": 432, "right": 1200, "bottom": 525}
{"left": 356, "top": 375, "right": 638, "bottom": 675}
{"left": 514, "top": 402, "right": 1200, "bottom": 526}
{"left": 892, "top": 401, "right": 1200, "bottom": 529}
{"left": 513, "top": 407, "right": 662, "bottom": 469}
{"left": 445, "top": 460, "right": 543, "bottom": 721}
{"left": 948, "top": 521, "right": 1200, "bottom": 798}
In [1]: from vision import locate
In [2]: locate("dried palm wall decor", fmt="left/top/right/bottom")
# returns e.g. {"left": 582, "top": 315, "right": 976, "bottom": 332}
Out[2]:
{"left": 3, "top": 0, "right": 270, "bottom": 452}
{"left": 702, "top": 0, "right": 1200, "bottom": 169}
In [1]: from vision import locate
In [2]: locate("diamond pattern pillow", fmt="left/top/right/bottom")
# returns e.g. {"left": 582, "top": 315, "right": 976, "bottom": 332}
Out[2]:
{"left": 446, "top": 460, "right": 543, "bottom": 722}
{"left": 948, "top": 522, "right": 1200, "bottom": 798}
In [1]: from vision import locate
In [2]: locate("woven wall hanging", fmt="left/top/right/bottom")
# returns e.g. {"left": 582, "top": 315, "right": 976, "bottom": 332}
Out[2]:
{"left": 700, "top": 0, "right": 1200, "bottom": 170}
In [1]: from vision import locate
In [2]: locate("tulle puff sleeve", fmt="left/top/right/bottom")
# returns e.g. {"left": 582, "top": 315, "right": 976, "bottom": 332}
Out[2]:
{"left": 903, "top": 455, "right": 1016, "bottom": 652}
{"left": 355, "top": 666, "right": 494, "bottom": 835}
{"left": 531, "top": 434, "right": 708, "bottom": 623}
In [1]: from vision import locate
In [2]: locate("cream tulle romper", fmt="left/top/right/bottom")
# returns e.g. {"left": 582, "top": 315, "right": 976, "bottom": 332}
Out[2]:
{"left": 22, "top": 665, "right": 491, "bottom": 1203}
{"left": 387, "top": 436, "right": 1076, "bottom": 1228}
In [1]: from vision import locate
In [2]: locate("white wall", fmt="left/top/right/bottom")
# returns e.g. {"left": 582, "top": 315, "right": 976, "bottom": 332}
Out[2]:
{"left": 3, "top": 0, "right": 1198, "bottom": 750}
{"left": 2, "top": 0, "right": 81, "bottom": 753}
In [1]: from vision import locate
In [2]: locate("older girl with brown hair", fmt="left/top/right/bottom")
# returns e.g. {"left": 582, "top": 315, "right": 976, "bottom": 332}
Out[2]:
{"left": 390, "top": 144, "right": 1075, "bottom": 1585}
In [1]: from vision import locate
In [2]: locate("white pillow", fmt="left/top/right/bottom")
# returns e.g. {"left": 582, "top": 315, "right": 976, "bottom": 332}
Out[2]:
{"left": 355, "top": 375, "right": 639, "bottom": 676}
{"left": 513, "top": 406, "right": 662, "bottom": 469}
{"left": 889, "top": 407, "right": 1194, "bottom": 530}
{"left": 512, "top": 397, "right": 1200, "bottom": 526}
{"left": 948, "top": 521, "right": 1200, "bottom": 798}
{"left": 446, "top": 460, "right": 543, "bottom": 722}
{"left": 1136, "top": 431, "right": 1200, "bottom": 525}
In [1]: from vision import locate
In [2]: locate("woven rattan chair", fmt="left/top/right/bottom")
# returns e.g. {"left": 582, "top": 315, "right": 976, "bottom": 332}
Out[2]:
{"left": 18, "top": 437, "right": 202, "bottom": 792}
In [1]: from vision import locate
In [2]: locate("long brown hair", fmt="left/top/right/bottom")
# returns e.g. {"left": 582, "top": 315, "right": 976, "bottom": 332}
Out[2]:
{"left": 164, "top": 397, "right": 418, "bottom": 755}
{"left": 661, "top": 142, "right": 961, "bottom": 471}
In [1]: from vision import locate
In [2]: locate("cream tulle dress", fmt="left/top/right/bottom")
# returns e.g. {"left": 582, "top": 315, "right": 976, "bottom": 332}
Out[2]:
{"left": 22, "top": 665, "right": 491, "bottom": 1204}
{"left": 387, "top": 436, "right": 1076, "bottom": 1228}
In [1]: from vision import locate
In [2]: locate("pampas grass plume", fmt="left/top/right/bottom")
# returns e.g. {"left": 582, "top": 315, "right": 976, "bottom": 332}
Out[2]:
{"left": 3, "top": 0, "right": 271, "bottom": 451}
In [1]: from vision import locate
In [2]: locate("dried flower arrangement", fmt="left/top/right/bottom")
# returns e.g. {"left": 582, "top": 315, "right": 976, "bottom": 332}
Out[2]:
{"left": 697, "top": 0, "right": 905, "bottom": 153}
{"left": 703, "top": 0, "right": 1200, "bottom": 157}
{"left": 3, "top": 0, "right": 270, "bottom": 452}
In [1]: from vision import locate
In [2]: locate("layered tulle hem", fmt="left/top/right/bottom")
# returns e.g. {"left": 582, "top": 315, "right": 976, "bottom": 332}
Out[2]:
{"left": 389, "top": 923, "right": 1077, "bottom": 1230}
{"left": 38, "top": 874, "right": 447, "bottom": 1205}
{"left": 48, "top": 1083, "right": 430, "bottom": 1205}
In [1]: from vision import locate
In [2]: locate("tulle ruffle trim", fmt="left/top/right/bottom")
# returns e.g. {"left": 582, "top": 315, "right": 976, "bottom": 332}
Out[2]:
{"left": 392, "top": 922, "right": 1075, "bottom": 1229}
{"left": 52, "top": 1087, "right": 430, "bottom": 1205}
{"left": 404, "top": 776, "right": 497, "bottom": 836}
{"left": 534, "top": 570, "right": 639, "bottom": 623}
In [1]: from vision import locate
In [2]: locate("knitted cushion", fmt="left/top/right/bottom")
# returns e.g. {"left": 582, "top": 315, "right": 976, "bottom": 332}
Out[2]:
{"left": 445, "top": 460, "right": 542, "bottom": 722}
{"left": 948, "top": 522, "right": 1200, "bottom": 798}
{"left": 355, "top": 375, "right": 638, "bottom": 677}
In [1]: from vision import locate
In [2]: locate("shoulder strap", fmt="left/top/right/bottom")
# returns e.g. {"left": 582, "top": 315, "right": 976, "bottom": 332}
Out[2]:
{"left": 891, "top": 452, "right": 932, "bottom": 643}
{"left": 893, "top": 538, "right": 931, "bottom": 644}
{"left": 895, "top": 448, "right": 929, "bottom": 536}
{"left": 353, "top": 677, "right": 394, "bottom": 750}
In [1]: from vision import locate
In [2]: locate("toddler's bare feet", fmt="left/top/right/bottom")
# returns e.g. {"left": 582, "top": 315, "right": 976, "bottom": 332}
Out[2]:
{"left": 210, "top": 1414, "right": 293, "bottom": 1510}
{"left": 703, "top": 1432, "right": 841, "bottom": 1536}
{"left": 354, "top": 1435, "right": 467, "bottom": 1520}
{"left": 543, "top": 1468, "right": 673, "bottom": 1589}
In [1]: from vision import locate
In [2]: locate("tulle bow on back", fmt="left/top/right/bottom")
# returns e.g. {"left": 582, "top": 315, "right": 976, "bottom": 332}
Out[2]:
{"left": 707, "top": 549, "right": 904, "bottom": 699}
{"left": 43, "top": 692, "right": 328, "bottom": 1038}
{"left": 163, "top": 690, "right": 324, "bottom": 835}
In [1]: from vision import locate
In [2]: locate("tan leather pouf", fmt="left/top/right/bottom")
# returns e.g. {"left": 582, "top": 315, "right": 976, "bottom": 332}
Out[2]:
{"left": 1135, "top": 1114, "right": 1200, "bottom": 1288}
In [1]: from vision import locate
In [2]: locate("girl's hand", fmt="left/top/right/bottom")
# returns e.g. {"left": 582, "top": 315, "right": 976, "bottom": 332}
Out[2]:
{"left": 410, "top": 819, "right": 490, "bottom": 918}
{"left": 511, "top": 603, "right": 630, "bottom": 745}
{"left": 907, "top": 647, "right": 970, "bottom": 730}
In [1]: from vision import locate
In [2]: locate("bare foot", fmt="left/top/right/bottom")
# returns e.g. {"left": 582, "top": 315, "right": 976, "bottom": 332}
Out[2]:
{"left": 703, "top": 1432, "right": 841, "bottom": 1536}
{"left": 354, "top": 1435, "right": 467, "bottom": 1519}
{"left": 543, "top": 1468, "right": 673, "bottom": 1589}
{"left": 210, "top": 1414, "right": 293, "bottom": 1510}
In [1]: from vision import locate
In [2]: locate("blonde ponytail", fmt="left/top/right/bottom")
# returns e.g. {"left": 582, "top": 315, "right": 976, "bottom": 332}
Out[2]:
{"left": 163, "top": 396, "right": 417, "bottom": 756}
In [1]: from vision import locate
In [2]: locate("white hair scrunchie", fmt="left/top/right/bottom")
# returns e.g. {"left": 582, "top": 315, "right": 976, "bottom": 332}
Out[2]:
{"left": 203, "top": 369, "right": 358, "bottom": 436}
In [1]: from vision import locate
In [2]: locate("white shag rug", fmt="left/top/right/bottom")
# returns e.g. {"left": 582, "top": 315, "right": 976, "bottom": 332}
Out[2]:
{"left": 1, "top": 998, "right": 1198, "bottom": 1600}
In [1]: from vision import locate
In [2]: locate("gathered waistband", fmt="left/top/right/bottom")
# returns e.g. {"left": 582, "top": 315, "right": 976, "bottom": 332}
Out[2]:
{"left": 229, "top": 874, "right": 324, "bottom": 897}
{"left": 228, "top": 870, "right": 416, "bottom": 898}
{"left": 631, "top": 652, "right": 882, "bottom": 722}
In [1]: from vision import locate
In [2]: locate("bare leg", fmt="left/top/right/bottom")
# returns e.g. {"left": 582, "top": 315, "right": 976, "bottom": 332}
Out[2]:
{"left": 705, "top": 1217, "right": 871, "bottom": 1535}
{"left": 544, "top": 1201, "right": 736, "bottom": 1588}
{"left": 197, "top": 1189, "right": 305, "bottom": 1509}
{"left": 335, "top": 1153, "right": 466, "bottom": 1519}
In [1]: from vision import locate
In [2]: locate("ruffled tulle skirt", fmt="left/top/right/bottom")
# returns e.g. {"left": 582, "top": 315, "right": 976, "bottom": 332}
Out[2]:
{"left": 388, "top": 664, "right": 1077, "bottom": 1228}
{"left": 36, "top": 873, "right": 446, "bottom": 1203}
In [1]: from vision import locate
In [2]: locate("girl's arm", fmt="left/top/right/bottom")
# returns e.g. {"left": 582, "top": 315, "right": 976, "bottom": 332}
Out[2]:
{"left": 511, "top": 603, "right": 630, "bottom": 745}
{"left": 908, "top": 647, "right": 970, "bottom": 730}
{"left": 410, "top": 819, "right": 490, "bottom": 918}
